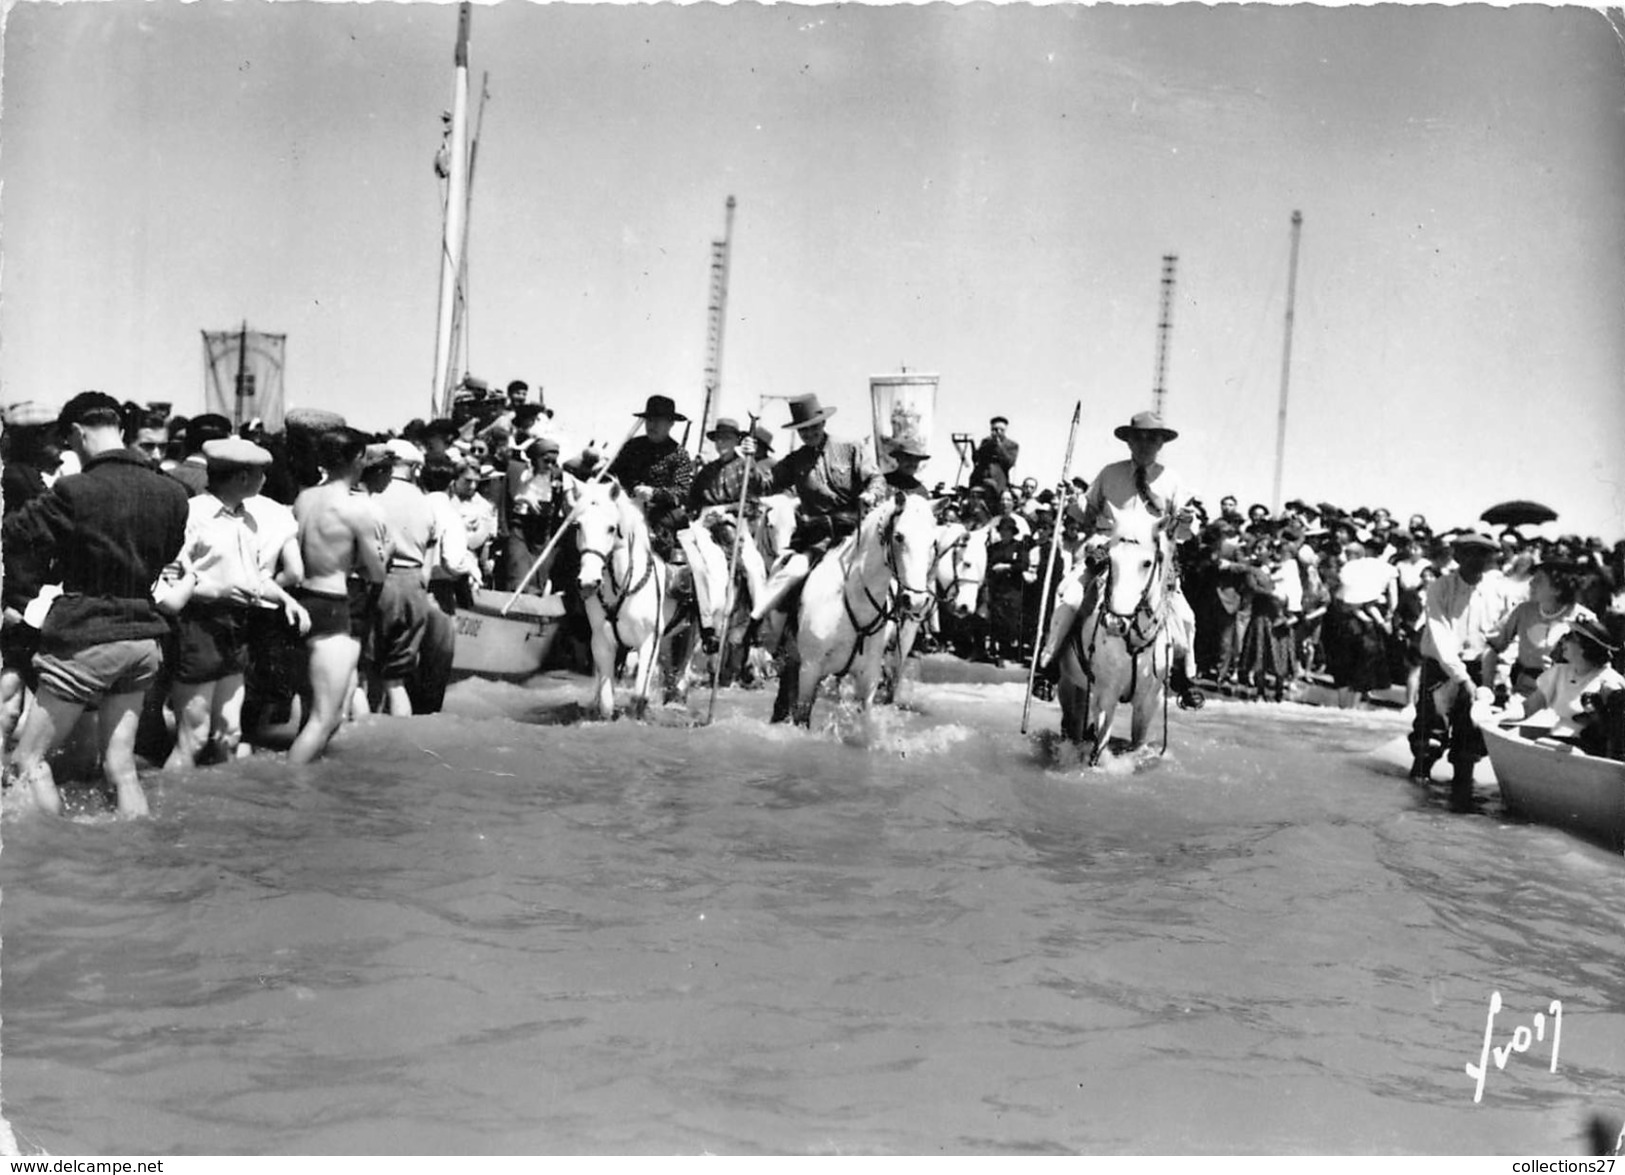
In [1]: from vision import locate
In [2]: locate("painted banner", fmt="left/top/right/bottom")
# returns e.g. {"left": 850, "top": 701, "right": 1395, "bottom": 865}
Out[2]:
{"left": 203, "top": 328, "right": 287, "bottom": 432}
{"left": 869, "top": 372, "right": 938, "bottom": 474}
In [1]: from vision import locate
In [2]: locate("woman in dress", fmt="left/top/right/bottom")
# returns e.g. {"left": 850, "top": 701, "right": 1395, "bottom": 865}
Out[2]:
{"left": 1481, "top": 561, "right": 1594, "bottom": 700}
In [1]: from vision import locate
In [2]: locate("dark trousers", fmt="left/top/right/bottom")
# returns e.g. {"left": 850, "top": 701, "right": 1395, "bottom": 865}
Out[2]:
{"left": 1411, "top": 656, "right": 1487, "bottom": 796}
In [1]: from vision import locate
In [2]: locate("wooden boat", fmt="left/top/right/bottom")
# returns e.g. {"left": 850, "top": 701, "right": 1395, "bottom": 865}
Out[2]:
{"left": 1480, "top": 720, "right": 1625, "bottom": 851}
{"left": 451, "top": 588, "right": 567, "bottom": 681}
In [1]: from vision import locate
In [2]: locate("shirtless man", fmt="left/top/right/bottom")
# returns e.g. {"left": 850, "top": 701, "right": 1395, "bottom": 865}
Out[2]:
{"left": 287, "top": 429, "right": 388, "bottom": 765}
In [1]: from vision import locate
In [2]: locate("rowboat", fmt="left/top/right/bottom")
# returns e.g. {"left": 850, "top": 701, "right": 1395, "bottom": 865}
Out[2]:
{"left": 1479, "top": 720, "right": 1625, "bottom": 851}
{"left": 450, "top": 588, "right": 567, "bottom": 681}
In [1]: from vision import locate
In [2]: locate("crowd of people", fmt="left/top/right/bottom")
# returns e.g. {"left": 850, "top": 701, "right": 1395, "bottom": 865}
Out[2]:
{"left": 1, "top": 383, "right": 1622, "bottom": 818}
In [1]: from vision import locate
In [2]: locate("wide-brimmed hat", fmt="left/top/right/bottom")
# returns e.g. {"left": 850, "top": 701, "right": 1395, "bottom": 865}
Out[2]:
{"left": 751, "top": 423, "right": 775, "bottom": 454}
{"left": 1113, "top": 410, "right": 1178, "bottom": 442}
{"left": 1450, "top": 531, "right": 1499, "bottom": 554}
{"left": 707, "top": 417, "right": 744, "bottom": 441}
{"left": 1565, "top": 616, "right": 1619, "bottom": 655}
{"left": 782, "top": 394, "right": 837, "bottom": 430}
{"left": 634, "top": 394, "right": 687, "bottom": 422}
{"left": 888, "top": 437, "right": 931, "bottom": 461}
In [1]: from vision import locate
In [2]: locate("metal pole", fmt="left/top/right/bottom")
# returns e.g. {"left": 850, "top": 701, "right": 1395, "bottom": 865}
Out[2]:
{"left": 1151, "top": 254, "right": 1177, "bottom": 418}
{"left": 1271, "top": 210, "right": 1303, "bottom": 513}
{"left": 1021, "top": 400, "right": 1082, "bottom": 735}
{"left": 696, "top": 196, "right": 736, "bottom": 456}
{"left": 234, "top": 318, "right": 248, "bottom": 432}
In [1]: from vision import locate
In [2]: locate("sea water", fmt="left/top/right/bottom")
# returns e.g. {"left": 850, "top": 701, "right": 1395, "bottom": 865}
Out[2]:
{"left": 2, "top": 665, "right": 1623, "bottom": 1155}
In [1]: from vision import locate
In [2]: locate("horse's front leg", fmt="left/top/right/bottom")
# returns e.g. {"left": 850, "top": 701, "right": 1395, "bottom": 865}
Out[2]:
{"left": 851, "top": 624, "right": 895, "bottom": 712}
{"left": 627, "top": 622, "right": 662, "bottom": 721}
{"left": 587, "top": 617, "right": 617, "bottom": 720}
{"left": 1087, "top": 695, "right": 1115, "bottom": 766}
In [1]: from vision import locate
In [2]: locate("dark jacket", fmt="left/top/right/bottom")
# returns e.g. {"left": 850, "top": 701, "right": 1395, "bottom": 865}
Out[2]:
{"left": 970, "top": 434, "right": 1019, "bottom": 497}
{"left": 3, "top": 449, "right": 189, "bottom": 652}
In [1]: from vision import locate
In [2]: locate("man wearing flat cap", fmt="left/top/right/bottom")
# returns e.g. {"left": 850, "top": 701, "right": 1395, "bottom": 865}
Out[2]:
{"left": 1039, "top": 409, "right": 1204, "bottom": 709}
{"left": 168, "top": 412, "right": 233, "bottom": 497}
{"left": 1410, "top": 531, "right": 1505, "bottom": 803}
{"left": 369, "top": 438, "right": 454, "bottom": 718}
{"left": 607, "top": 395, "right": 695, "bottom": 563}
{"left": 3, "top": 391, "right": 190, "bottom": 817}
{"left": 156, "top": 438, "right": 311, "bottom": 769}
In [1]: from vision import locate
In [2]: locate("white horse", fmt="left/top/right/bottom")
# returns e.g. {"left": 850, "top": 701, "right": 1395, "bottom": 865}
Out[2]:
{"left": 780, "top": 492, "right": 938, "bottom": 727}
{"left": 735, "top": 492, "right": 799, "bottom": 682}
{"left": 930, "top": 519, "right": 989, "bottom": 628}
{"left": 573, "top": 480, "right": 671, "bottom": 720}
{"left": 1055, "top": 512, "right": 1173, "bottom": 764}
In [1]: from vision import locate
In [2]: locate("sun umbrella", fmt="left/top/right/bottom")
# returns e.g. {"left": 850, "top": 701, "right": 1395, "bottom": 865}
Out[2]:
{"left": 1481, "top": 500, "right": 1558, "bottom": 528}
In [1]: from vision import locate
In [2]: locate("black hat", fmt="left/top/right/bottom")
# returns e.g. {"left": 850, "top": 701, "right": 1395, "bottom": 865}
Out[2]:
{"left": 634, "top": 394, "right": 687, "bottom": 422}
{"left": 422, "top": 418, "right": 460, "bottom": 440}
{"left": 782, "top": 394, "right": 836, "bottom": 430}
{"left": 888, "top": 437, "right": 931, "bottom": 461}
{"left": 1566, "top": 616, "right": 1619, "bottom": 656}
{"left": 506, "top": 380, "right": 529, "bottom": 397}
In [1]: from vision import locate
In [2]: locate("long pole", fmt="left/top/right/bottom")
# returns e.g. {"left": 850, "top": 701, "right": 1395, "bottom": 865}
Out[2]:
{"left": 696, "top": 195, "right": 737, "bottom": 456}
{"left": 233, "top": 318, "right": 248, "bottom": 432}
{"left": 499, "top": 415, "right": 645, "bottom": 614}
{"left": 450, "top": 70, "right": 489, "bottom": 401}
{"left": 1270, "top": 210, "right": 1303, "bottom": 513}
{"left": 1021, "top": 400, "right": 1082, "bottom": 735}
{"left": 706, "top": 412, "right": 759, "bottom": 723}
{"left": 431, "top": 2, "right": 472, "bottom": 416}
{"left": 1151, "top": 254, "right": 1177, "bottom": 418}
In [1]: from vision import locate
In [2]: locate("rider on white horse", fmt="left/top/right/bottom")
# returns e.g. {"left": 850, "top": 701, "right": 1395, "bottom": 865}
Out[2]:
{"left": 743, "top": 394, "right": 889, "bottom": 620}
{"left": 605, "top": 395, "right": 695, "bottom": 564}
{"left": 1037, "top": 409, "right": 1205, "bottom": 711}
{"left": 738, "top": 394, "right": 888, "bottom": 720}
{"left": 683, "top": 417, "right": 772, "bottom": 652}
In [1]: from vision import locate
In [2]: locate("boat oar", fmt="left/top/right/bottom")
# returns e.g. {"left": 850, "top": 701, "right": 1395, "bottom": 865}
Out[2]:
{"left": 705, "top": 414, "right": 760, "bottom": 724}
{"left": 1021, "top": 400, "right": 1082, "bottom": 735}
{"left": 500, "top": 416, "right": 643, "bottom": 615}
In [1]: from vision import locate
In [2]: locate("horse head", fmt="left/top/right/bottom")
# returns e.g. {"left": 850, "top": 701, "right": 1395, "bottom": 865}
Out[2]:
{"left": 932, "top": 520, "right": 987, "bottom": 618}
{"left": 881, "top": 491, "right": 938, "bottom": 620}
{"left": 1099, "top": 512, "right": 1168, "bottom": 629}
{"left": 574, "top": 478, "right": 631, "bottom": 591}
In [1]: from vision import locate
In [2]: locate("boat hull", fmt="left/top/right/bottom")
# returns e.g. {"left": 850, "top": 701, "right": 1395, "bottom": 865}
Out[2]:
{"left": 451, "top": 589, "right": 566, "bottom": 681}
{"left": 1480, "top": 722, "right": 1625, "bottom": 851}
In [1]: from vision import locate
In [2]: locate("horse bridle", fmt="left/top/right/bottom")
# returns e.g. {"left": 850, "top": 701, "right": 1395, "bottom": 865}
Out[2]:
{"left": 1094, "top": 535, "right": 1168, "bottom": 656}
{"left": 927, "top": 530, "right": 983, "bottom": 615}
{"left": 579, "top": 512, "right": 658, "bottom": 643}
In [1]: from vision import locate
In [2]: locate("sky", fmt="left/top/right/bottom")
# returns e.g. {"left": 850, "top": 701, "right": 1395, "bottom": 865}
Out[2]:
{"left": 2, "top": 1, "right": 1623, "bottom": 539}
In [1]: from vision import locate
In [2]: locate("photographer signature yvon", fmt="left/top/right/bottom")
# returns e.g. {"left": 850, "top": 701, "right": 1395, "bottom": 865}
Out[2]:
{"left": 1466, "top": 990, "right": 1562, "bottom": 1104}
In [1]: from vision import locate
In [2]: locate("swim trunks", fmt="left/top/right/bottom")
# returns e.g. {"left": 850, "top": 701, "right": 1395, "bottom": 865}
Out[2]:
{"left": 295, "top": 587, "right": 351, "bottom": 641}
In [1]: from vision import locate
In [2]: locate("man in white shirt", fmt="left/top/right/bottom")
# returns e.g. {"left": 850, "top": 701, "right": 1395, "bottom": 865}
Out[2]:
{"left": 1038, "top": 410, "right": 1203, "bottom": 709}
{"left": 1410, "top": 532, "right": 1502, "bottom": 804}
{"left": 160, "top": 439, "right": 310, "bottom": 768}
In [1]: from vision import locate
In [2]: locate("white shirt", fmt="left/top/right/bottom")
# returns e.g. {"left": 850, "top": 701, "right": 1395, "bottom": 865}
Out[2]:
{"left": 1530, "top": 662, "right": 1625, "bottom": 738}
{"left": 1421, "top": 570, "right": 1503, "bottom": 684}
{"left": 1336, "top": 557, "right": 1396, "bottom": 606}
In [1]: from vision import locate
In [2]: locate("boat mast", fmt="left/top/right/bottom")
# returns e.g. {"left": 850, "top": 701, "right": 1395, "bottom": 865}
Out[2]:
{"left": 1151, "top": 253, "right": 1177, "bottom": 418}
{"left": 1271, "top": 210, "right": 1303, "bottom": 513}
{"left": 696, "top": 195, "right": 736, "bottom": 454}
{"left": 450, "top": 71, "right": 490, "bottom": 393}
{"left": 431, "top": 2, "right": 472, "bottom": 417}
